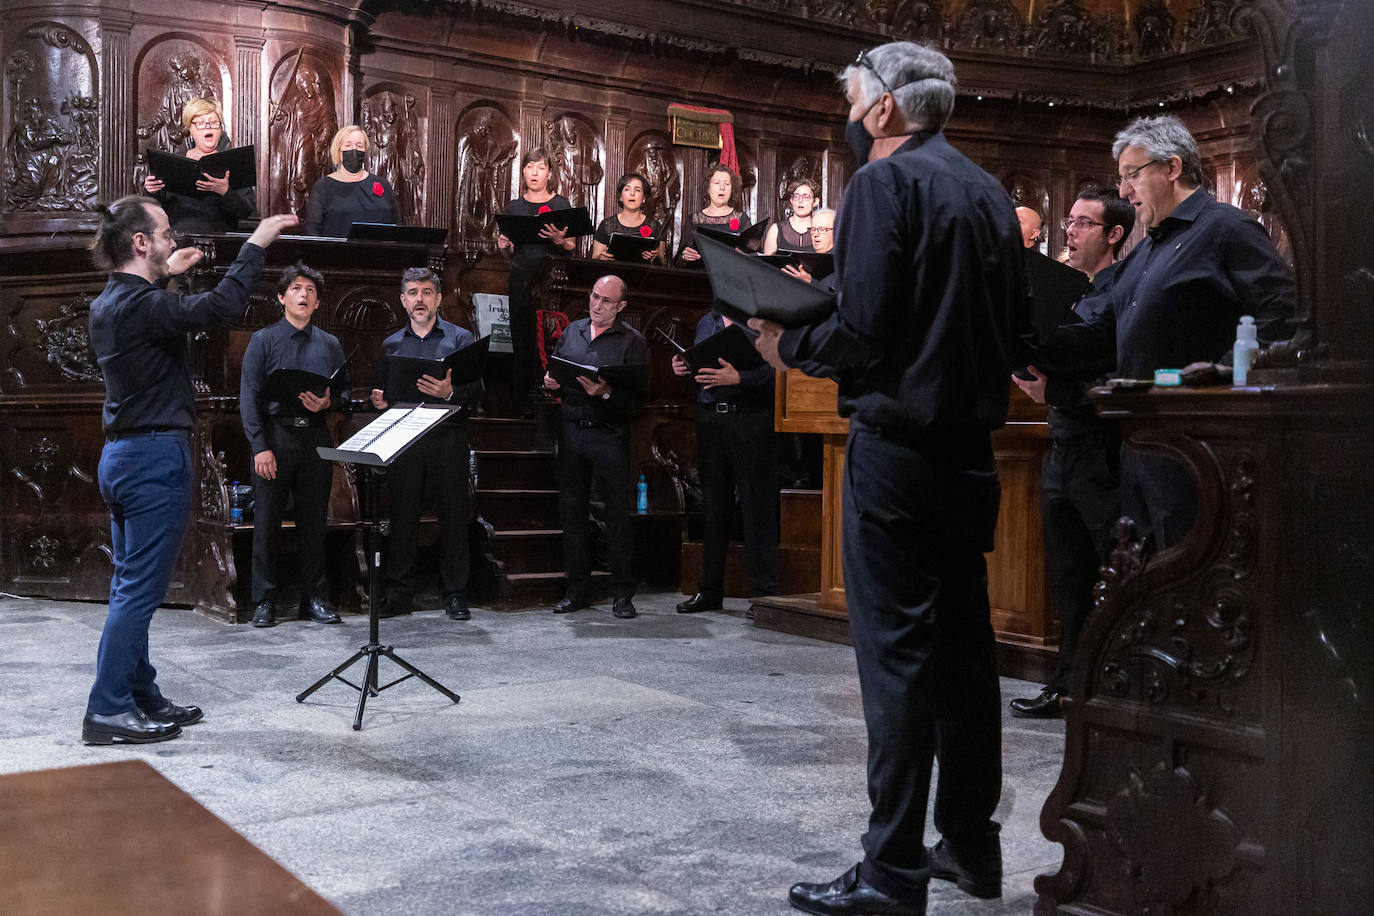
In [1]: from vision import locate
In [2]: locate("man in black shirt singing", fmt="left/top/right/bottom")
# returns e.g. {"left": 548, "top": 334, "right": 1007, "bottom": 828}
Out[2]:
{"left": 370, "top": 267, "right": 483, "bottom": 620}
{"left": 84, "top": 197, "right": 297, "bottom": 745}
{"left": 240, "top": 262, "right": 347, "bottom": 628}
{"left": 543, "top": 275, "right": 648, "bottom": 619}
{"left": 752, "top": 42, "right": 1025, "bottom": 914}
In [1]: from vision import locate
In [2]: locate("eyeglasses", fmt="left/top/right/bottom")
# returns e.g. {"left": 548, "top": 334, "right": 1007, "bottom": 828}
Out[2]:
{"left": 1060, "top": 217, "right": 1106, "bottom": 231}
{"left": 854, "top": 49, "right": 893, "bottom": 95}
{"left": 809, "top": 226, "right": 834, "bottom": 234}
{"left": 190, "top": 119, "right": 222, "bottom": 130}
{"left": 1117, "top": 160, "right": 1163, "bottom": 187}
{"left": 790, "top": 192, "right": 815, "bottom": 201}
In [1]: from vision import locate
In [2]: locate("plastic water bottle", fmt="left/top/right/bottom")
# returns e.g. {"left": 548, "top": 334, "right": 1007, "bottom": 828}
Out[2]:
{"left": 229, "top": 481, "right": 243, "bottom": 524}
{"left": 636, "top": 474, "right": 649, "bottom": 514}
{"left": 1233, "top": 315, "right": 1259, "bottom": 386}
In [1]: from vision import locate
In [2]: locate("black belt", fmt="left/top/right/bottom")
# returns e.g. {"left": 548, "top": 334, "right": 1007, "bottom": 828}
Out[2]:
{"left": 571, "top": 418, "right": 624, "bottom": 432}
{"left": 701, "top": 402, "right": 767, "bottom": 414}
{"left": 270, "top": 415, "right": 325, "bottom": 428}
{"left": 105, "top": 427, "right": 191, "bottom": 443}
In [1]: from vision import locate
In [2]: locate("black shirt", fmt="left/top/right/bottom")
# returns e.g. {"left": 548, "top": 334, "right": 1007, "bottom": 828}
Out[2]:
{"left": 675, "top": 209, "right": 749, "bottom": 267}
{"left": 155, "top": 139, "right": 256, "bottom": 234}
{"left": 304, "top": 174, "right": 399, "bottom": 237}
{"left": 775, "top": 217, "right": 815, "bottom": 253}
{"left": 1042, "top": 261, "right": 1122, "bottom": 440}
{"left": 239, "top": 318, "right": 348, "bottom": 454}
{"left": 376, "top": 318, "right": 482, "bottom": 412}
{"left": 593, "top": 214, "right": 665, "bottom": 251}
{"left": 506, "top": 194, "right": 574, "bottom": 274}
{"left": 778, "top": 132, "right": 1027, "bottom": 438}
{"left": 551, "top": 317, "right": 648, "bottom": 428}
{"left": 90, "top": 243, "right": 266, "bottom": 435}
{"left": 1040, "top": 188, "right": 1296, "bottom": 377}
{"left": 689, "top": 312, "right": 773, "bottom": 408}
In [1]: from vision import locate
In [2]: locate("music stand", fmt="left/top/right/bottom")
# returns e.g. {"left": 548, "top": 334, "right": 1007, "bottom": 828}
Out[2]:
{"left": 296, "top": 405, "right": 463, "bottom": 729}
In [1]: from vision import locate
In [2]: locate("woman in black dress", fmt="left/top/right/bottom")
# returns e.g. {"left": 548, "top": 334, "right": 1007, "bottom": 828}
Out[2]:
{"left": 142, "top": 97, "right": 255, "bottom": 233}
{"left": 590, "top": 173, "right": 666, "bottom": 264}
{"left": 497, "top": 147, "right": 576, "bottom": 406}
{"left": 303, "top": 125, "right": 398, "bottom": 236}
{"left": 676, "top": 163, "right": 749, "bottom": 267}
{"left": 762, "top": 177, "right": 819, "bottom": 255}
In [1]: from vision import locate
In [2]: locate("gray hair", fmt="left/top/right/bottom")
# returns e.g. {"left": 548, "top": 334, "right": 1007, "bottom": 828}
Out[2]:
{"left": 839, "top": 42, "right": 957, "bottom": 133}
{"left": 1112, "top": 115, "right": 1205, "bottom": 189}
{"left": 812, "top": 207, "right": 837, "bottom": 219}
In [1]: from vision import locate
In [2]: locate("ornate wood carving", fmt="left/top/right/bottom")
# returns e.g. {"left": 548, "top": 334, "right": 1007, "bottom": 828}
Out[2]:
{"left": 776, "top": 150, "right": 824, "bottom": 211}
{"left": 134, "top": 38, "right": 227, "bottom": 189}
{"left": 362, "top": 85, "right": 425, "bottom": 224}
{"left": 267, "top": 49, "right": 338, "bottom": 217}
{"left": 543, "top": 113, "right": 604, "bottom": 251}
{"left": 627, "top": 130, "right": 681, "bottom": 253}
{"left": 453, "top": 103, "right": 517, "bottom": 250}
{"left": 34, "top": 295, "right": 101, "bottom": 384}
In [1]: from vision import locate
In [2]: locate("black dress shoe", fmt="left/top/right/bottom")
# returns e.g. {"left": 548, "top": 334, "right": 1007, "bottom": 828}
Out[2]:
{"left": 552, "top": 596, "right": 589, "bottom": 614}
{"left": 445, "top": 594, "right": 471, "bottom": 620}
{"left": 788, "top": 864, "right": 925, "bottom": 916}
{"left": 928, "top": 838, "right": 1002, "bottom": 899}
{"left": 300, "top": 598, "right": 341, "bottom": 624}
{"left": 612, "top": 597, "right": 637, "bottom": 619}
{"left": 1009, "top": 687, "right": 1064, "bottom": 719}
{"left": 136, "top": 696, "right": 204, "bottom": 726}
{"left": 251, "top": 600, "right": 276, "bottom": 628}
{"left": 676, "top": 592, "right": 722, "bottom": 614}
{"left": 82, "top": 709, "right": 182, "bottom": 745}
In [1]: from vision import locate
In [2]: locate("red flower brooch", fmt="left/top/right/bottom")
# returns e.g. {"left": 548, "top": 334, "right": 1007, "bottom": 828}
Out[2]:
{"left": 537, "top": 205, "right": 552, "bottom": 214}
{"left": 371, "top": 182, "right": 384, "bottom": 197}
{"left": 728, "top": 218, "right": 740, "bottom": 231}
{"left": 639, "top": 225, "right": 653, "bottom": 238}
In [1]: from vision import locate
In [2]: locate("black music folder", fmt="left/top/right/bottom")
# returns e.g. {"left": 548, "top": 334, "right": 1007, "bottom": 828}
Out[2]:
{"left": 147, "top": 145, "right": 257, "bottom": 197}
{"left": 260, "top": 366, "right": 344, "bottom": 404}
{"left": 607, "top": 232, "right": 661, "bottom": 261}
{"left": 381, "top": 336, "right": 491, "bottom": 405}
{"left": 347, "top": 222, "right": 448, "bottom": 245}
{"left": 694, "top": 230, "right": 836, "bottom": 328}
{"left": 547, "top": 356, "right": 648, "bottom": 392}
{"left": 694, "top": 221, "right": 771, "bottom": 254}
{"left": 758, "top": 250, "right": 835, "bottom": 279}
{"left": 1024, "top": 250, "right": 1093, "bottom": 342}
{"left": 664, "top": 323, "right": 765, "bottom": 373}
{"left": 495, "top": 207, "right": 595, "bottom": 244}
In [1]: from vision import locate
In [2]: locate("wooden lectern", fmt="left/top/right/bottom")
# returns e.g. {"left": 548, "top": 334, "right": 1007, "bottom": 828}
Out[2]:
{"left": 751, "top": 369, "right": 1058, "bottom": 680}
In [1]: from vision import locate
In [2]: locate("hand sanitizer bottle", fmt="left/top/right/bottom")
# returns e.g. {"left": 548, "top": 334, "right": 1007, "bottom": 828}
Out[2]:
{"left": 1233, "top": 315, "right": 1259, "bottom": 386}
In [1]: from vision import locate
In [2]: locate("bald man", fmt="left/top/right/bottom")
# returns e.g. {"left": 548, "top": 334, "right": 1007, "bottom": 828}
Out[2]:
{"left": 1016, "top": 206, "right": 1043, "bottom": 249}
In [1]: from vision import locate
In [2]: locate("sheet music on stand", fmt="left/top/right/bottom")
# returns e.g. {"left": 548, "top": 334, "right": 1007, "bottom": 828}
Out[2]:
{"left": 318, "top": 405, "right": 460, "bottom": 467}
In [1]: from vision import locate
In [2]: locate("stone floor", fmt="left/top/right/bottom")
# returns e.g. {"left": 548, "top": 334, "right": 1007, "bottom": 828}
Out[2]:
{"left": 0, "top": 592, "right": 1067, "bottom": 915}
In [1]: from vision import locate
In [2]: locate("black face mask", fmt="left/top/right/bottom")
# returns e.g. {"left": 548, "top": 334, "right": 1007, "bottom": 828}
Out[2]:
{"left": 846, "top": 96, "right": 883, "bottom": 166}
{"left": 341, "top": 149, "right": 365, "bottom": 173}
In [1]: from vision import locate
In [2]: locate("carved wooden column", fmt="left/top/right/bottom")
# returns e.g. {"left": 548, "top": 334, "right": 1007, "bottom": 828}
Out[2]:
{"left": 98, "top": 13, "right": 133, "bottom": 201}
{"left": 519, "top": 100, "right": 543, "bottom": 162}
{"left": 428, "top": 86, "right": 456, "bottom": 231}
{"left": 233, "top": 35, "right": 264, "bottom": 186}
{"left": 757, "top": 139, "right": 777, "bottom": 225}
{"left": 604, "top": 109, "right": 629, "bottom": 218}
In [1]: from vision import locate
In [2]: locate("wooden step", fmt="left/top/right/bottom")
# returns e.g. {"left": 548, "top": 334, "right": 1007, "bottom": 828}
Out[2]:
{"left": 489, "top": 528, "right": 563, "bottom": 575}
{"left": 473, "top": 450, "right": 556, "bottom": 491}
{"left": 474, "top": 488, "right": 560, "bottom": 530}
{"left": 467, "top": 416, "right": 542, "bottom": 451}
{"left": 496, "top": 570, "right": 612, "bottom": 610}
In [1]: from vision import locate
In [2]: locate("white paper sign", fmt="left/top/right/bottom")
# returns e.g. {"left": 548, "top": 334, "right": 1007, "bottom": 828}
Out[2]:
{"left": 473, "top": 293, "right": 512, "bottom": 354}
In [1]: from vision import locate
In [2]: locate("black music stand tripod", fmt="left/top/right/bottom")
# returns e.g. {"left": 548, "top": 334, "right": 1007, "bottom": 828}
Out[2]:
{"left": 297, "top": 406, "right": 462, "bottom": 729}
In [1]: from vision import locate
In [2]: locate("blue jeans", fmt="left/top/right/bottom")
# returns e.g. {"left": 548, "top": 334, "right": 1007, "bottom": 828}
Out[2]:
{"left": 87, "top": 432, "right": 192, "bottom": 715}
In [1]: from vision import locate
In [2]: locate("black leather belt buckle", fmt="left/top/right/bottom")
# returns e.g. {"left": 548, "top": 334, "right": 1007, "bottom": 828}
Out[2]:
{"left": 713, "top": 403, "right": 734, "bottom": 413}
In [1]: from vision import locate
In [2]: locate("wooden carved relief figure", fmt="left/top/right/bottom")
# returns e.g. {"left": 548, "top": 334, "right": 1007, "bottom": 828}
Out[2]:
{"left": 399, "top": 93, "right": 424, "bottom": 221}
{"left": 137, "top": 53, "right": 217, "bottom": 154}
{"left": 543, "top": 114, "right": 604, "bottom": 236}
{"left": 454, "top": 105, "right": 516, "bottom": 247}
{"left": 629, "top": 133, "right": 680, "bottom": 254}
{"left": 268, "top": 54, "right": 337, "bottom": 217}
{"left": 362, "top": 91, "right": 403, "bottom": 210}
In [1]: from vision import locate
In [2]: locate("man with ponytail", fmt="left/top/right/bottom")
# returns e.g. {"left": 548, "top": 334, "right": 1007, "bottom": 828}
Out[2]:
{"left": 82, "top": 197, "right": 297, "bottom": 744}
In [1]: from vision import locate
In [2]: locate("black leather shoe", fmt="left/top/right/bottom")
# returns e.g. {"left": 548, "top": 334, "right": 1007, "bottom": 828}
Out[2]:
{"left": 676, "top": 592, "right": 722, "bottom": 614}
{"left": 445, "top": 594, "right": 471, "bottom": 620}
{"left": 788, "top": 864, "right": 925, "bottom": 915}
{"left": 136, "top": 696, "right": 203, "bottom": 726}
{"left": 612, "top": 597, "right": 637, "bottom": 619}
{"left": 553, "top": 596, "right": 589, "bottom": 614}
{"left": 300, "top": 598, "right": 341, "bottom": 624}
{"left": 928, "top": 838, "right": 1002, "bottom": 899}
{"left": 251, "top": 600, "right": 275, "bottom": 628}
{"left": 82, "top": 709, "right": 182, "bottom": 745}
{"left": 1009, "top": 687, "right": 1064, "bottom": 719}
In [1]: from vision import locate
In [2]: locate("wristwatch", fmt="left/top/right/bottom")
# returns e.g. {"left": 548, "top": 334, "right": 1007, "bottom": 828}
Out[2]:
{"left": 600, "top": 391, "right": 611, "bottom": 400}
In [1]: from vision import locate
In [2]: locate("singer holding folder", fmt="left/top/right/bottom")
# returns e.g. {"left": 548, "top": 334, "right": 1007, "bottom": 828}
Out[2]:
{"left": 240, "top": 263, "right": 347, "bottom": 629}
{"left": 142, "top": 98, "right": 255, "bottom": 233}
{"left": 369, "top": 268, "right": 483, "bottom": 621}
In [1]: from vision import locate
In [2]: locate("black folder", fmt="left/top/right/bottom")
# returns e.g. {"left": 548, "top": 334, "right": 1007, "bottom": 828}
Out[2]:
{"left": 694, "top": 230, "right": 836, "bottom": 328}
{"left": 677, "top": 323, "right": 765, "bottom": 373}
{"left": 547, "top": 356, "right": 648, "bottom": 392}
{"left": 1024, "top": 251, "right": 1093, "bottom": 342}
{"left": 758, "top": 251, "right": 835, "bottom": 279}
{"left": 147, "top": 146, "right": 257, "bottom": 197}
{"left": 382, "top": 336, "right": 491, "bottom": 405}
{"left": 347, "top": 222, "right": 448, "bottom": 245}
{"left": 495, "top": 207, "right": 595, "bottom": 244}
{"left": 694, "top": 221, "right": 771, "bottom": 254}
{"left": 260, "top": 366, "right": 344, "bottom": 404}
{"left": 607, "top": 232, "right": 662, "bottom": 261}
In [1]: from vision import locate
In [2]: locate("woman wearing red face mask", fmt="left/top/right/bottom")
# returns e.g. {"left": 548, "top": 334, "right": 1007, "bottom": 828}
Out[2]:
{"left": 142, "top": 97, "right": 256, "bottom": 233}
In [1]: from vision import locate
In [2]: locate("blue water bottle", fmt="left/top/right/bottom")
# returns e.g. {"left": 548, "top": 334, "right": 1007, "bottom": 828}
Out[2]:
{"left": 229, "top": 481, "right": 243, "bottom": 524}
{"left": 636, "top": 474, "right": 649, "bottom": 514}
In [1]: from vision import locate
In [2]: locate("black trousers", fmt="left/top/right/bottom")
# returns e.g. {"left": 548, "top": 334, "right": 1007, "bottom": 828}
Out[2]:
{"left": 508, "top": 265, "right": 540, "bottom": 399}
{"left": 1121, "top": 445, "right": 1195, "bottom": 551}
{"left": 251, "top": 423, "right": 332, "bottom": 605}
{"left": 384, "top": 422, "right": 470, "bottom": 606}
{"left": 558, "top": 420, "right": 634, "bottom": 599}
{"left": 1041, "top": 436, "right": 1120, "bottom": 694}
{"left": 696, "top": 405, "right": 779, "bottom": 598}
{"left": 842, "top": 427, "right": 1004, "bottom": 899}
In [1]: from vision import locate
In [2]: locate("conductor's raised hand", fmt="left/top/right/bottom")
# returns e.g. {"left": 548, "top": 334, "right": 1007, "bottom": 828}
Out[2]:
{"left": 247, "top": 213, "right": 301, "bottom": 249}
{"left": 748, "top": 317, "right": 788, "bottom": 372}
{"left": 166, "top": 247, "right": 204, "bottom": 275}
{"left": 416, "top": 368, "right": 453, "bottom": 400}
{"left": 299, "top": 389, "right": 331, "bottom": 413}
{"left": 695, "top": 358, "right": 740, "bottom": 388}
